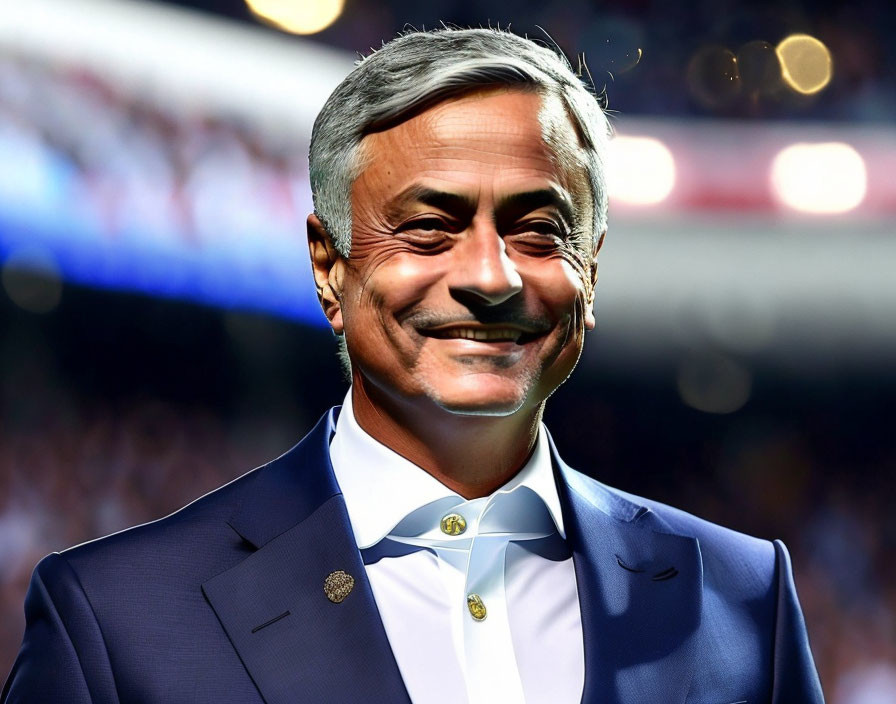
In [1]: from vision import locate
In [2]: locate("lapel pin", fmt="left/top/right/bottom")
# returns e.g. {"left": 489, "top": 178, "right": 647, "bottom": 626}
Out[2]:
{"left": 324, "top": 570, "right": 355, "bottom": 603}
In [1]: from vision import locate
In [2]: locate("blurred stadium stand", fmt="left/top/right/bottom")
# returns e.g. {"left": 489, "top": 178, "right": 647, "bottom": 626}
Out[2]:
{"left": 1, "top": 0, "right": 895, "bottom": 700}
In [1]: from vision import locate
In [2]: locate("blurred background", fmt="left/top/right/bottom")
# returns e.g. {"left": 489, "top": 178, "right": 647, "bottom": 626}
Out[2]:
{"left": 1, "top": 0, "right": 894, "bottom": 699}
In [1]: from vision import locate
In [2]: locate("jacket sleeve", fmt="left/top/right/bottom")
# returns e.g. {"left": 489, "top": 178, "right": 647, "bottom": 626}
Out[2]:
{"left": 771, "top": 539, "right": 825, "bottom": 703}
{"left": 2, "top": 553, "right": 119, "bottom": 704}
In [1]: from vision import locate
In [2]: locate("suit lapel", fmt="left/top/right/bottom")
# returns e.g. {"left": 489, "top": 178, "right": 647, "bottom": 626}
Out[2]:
{"left": 202, "top": 410, "right": 411, "bottom": 704}
{"left": 202, "top": 409, "right": 701, "bottom": 704}
{"left": 553, "top": 446, "right": 703, "bottom": 704}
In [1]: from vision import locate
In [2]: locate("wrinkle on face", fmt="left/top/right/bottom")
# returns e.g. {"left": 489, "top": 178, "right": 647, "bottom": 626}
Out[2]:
{"left": 340, "top": 88, "right": 599, "bottom": 416}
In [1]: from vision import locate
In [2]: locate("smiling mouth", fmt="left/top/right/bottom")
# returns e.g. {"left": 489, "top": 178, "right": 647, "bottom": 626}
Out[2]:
{"left": 420, "top": 325, "right": 543, "bottom": 344}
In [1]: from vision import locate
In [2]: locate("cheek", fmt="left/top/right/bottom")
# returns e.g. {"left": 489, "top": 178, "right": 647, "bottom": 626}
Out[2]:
{"left": 347, "top": 244, "right": 444, "bottom": 325}
{"left": 520, "top": 257, "right": 589, "bottom": 319}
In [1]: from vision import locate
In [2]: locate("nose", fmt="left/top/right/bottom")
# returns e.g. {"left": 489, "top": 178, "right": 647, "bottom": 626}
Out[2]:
{"left": 448, "top": 221, "right": 523, "bottom": 306}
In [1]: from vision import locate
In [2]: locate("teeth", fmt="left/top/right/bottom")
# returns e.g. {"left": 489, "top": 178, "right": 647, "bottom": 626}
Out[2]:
{"left": 440, "top": 328, "right": 522, "bottom": 342}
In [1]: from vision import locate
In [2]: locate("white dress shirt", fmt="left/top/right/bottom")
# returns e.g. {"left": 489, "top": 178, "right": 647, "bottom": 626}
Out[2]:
{"left": 329, "top": 390, "right": 585, "bottom": 704}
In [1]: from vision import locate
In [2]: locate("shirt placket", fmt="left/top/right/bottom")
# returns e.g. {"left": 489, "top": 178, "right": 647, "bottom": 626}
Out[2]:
{"left": 461, "top": 527, "right": 525, "bottom": 704}
{"left": 389, "top": 491, "right": 553, "bottom": 704}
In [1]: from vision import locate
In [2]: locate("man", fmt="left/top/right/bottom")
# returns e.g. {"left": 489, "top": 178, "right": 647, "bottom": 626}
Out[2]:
{"left": 3, "top": 28, "right": 823, "bottom": 703}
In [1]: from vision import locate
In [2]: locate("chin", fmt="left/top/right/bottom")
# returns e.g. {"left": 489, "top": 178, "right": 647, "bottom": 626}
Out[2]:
{"left": 424, "top": 376, "right": 535, "bottom": 417}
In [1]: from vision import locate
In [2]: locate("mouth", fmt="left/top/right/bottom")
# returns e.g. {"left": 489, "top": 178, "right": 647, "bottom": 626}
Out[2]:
{"left": 419, "top": 324, "right": 545, "bottom": 345}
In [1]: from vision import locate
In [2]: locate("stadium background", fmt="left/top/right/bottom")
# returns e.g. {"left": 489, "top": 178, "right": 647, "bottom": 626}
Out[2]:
{"left": 1, "top": 0, "right": 895, "bottom": 699}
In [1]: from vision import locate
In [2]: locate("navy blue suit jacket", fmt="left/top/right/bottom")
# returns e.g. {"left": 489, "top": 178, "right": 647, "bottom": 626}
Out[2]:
{"left": 3, "top": 408, "right": 824, "bottom": 703}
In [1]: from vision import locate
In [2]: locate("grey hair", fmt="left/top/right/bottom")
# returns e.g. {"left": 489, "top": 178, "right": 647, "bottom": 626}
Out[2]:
{"left": 308, "top": 28, "right": 612, "bottom": 377}
{"left": 309, "top": 27, "right": 612, "bottom": 259}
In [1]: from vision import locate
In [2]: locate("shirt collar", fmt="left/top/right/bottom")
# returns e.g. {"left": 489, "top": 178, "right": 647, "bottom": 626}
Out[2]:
{"left": 328, "top": 388, "right": 566, "bottom": 549}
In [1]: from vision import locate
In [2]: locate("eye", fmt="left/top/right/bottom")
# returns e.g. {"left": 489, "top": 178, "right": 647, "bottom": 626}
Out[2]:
{"left": 524, "top": 220, "right": 563, "bottom": 235}
{"left": 506, "top": 220, "right": 565, "bottom": 255}
{"left": 395, "top": 217, "right": 454, "bottom": 251}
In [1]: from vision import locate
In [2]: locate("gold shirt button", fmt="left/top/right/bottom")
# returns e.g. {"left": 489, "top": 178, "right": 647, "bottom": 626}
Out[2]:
{"left": 467, "top": 593, "right": 487, "bottom": 621}
{"left": 440, "top": 513, "right": 467, "bottom": 536}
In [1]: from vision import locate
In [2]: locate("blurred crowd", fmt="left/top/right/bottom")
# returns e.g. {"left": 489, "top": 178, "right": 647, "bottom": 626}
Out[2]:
{"left": 0, "top": 388, "right": 307, "bottom": 674}
{"left": 0, "top": 50, "right": 309, "bottom": 251}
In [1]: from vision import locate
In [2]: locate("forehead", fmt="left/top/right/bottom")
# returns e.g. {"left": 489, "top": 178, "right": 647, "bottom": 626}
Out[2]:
{"left": 355, "top": 89, "right": 587, "bottom": 197}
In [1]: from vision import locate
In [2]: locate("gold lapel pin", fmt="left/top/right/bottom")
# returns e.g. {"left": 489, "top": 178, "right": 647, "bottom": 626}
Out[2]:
{"left": 324, "top": 570, "right": 355, "bottom": 603}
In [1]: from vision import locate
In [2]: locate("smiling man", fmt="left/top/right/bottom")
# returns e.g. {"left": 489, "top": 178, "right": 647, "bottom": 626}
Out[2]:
{"left": 311, "top": 87, "right": 597, "bottom": 498}
{"left": 4, "top": 28, "right": 823, "bottom": 704}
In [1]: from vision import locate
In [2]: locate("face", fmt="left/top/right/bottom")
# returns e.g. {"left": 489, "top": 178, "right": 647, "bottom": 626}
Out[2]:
{"left": 310, "top": 89, "right": 601, "bottom": 417}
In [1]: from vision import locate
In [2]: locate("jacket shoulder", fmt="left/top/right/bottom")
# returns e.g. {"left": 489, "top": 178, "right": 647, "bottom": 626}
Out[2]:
{"left": 563, "top": 467, "right": 778, "bottom": 587}
{"left": 53, "top": 408, "right": 338, "bottom": 587}
{"left": 55, "top": 460, "right": 265, "bottom": 583}
{"left": 633, "top": 491, "right": 775, "bottom": 569}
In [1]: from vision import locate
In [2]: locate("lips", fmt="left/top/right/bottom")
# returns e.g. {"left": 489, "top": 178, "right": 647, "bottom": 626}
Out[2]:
{"left": 427, "top": 327, "right": 522, "bottom": 342}
{"left": 419, "top": 323, "right": 547, "bottom": 345}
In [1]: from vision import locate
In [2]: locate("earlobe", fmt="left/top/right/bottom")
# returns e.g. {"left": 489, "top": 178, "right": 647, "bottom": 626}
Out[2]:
{"left": 585, "top": 230, "right": 605, "bottom": 331}
{"left": 584, "top": 290, "right": 596, "bottom": 330}
{"left": 307, "top": 214, "right": 345, "bottom": 334}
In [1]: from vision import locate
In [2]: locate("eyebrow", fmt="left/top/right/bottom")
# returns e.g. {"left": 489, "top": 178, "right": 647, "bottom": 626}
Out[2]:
{"left": 495, "top": 188, "right": 575, "bottom": 231}
{"left": 386, "top": 185, "right": 477, "bottom": 222}
{"left": 387, "top": 184, "right": 577, "bottom": 230}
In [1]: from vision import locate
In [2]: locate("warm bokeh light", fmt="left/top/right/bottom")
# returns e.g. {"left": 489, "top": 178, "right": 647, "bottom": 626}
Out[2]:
{"left": 245, "top": 0, "right": 344, "bottom": 35}
{"left": 770, "top": 142, "right": 867, "bottom": 214}
{"left": 776, "top": 34, "right": 833, "bottom": 95}
{"left": 607, "top": 135, "right": 676, "bottom": 205}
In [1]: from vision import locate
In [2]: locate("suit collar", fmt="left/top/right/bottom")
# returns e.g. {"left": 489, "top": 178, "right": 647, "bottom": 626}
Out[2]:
{"left": 204, "top": 494, "right": 411, "bottom": 704}
{"left": 226, "top": 409, "right": 341, "bottom": 550}
{"left": 206, "top": 408, "right": 411, "bottom": 704}
{"left": 210, "top": 409, "right": 702, "bottom": 704}
{"left": 548, "top": 431, "right": 703, "bottom": 704}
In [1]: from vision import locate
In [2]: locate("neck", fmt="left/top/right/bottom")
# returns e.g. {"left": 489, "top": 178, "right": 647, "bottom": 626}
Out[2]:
{"left": 349, "top": 378, "right": 542, "bottom": 499}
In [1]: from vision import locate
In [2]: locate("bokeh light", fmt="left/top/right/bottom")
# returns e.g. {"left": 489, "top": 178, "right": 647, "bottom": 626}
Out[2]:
{"left": 686, "top": 45, "right": 741, "bottom": 109}
{"left": 607, "top": 135, "right": 676, "bottom": 205}
{"left": 245, "top": 0, "right": 345, "bottom": 35}
{"left": 1, "top": 246, "right": 63, "bottom": 314}
{"left": 677, "top": 351, "right": 752, "bottom": 415}
{"left": 776, "top": 34, "right": 833, "bottom": 95}
{"left": 736, "top": 40, "right": 784, "bottom": 96}
{"left": 583, "top": 16, "right": 644, "bottom": 77}
{"left": 770, "top": 142, "right": 867, "bottom": 214}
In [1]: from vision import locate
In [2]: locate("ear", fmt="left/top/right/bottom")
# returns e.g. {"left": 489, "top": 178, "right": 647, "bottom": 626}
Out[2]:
{"left": 584, "top": 230, "right": 606, "bottom": 331}
{"left": 307, "top": 213, "right": 346, "bottom": 335}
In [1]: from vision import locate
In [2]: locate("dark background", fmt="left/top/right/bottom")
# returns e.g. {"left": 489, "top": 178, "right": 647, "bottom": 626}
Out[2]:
{"left": 165, "top": 0, "right": 896, "bottom": 123}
